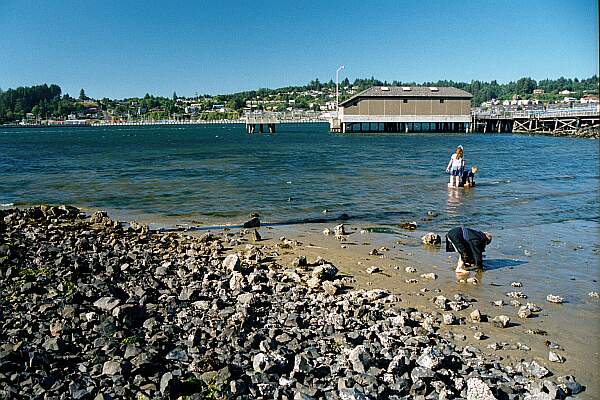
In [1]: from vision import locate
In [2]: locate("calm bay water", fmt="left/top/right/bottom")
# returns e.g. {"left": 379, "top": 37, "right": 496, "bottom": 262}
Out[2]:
{"left": 0, "top": 124, "right": 598, "bottom": 231}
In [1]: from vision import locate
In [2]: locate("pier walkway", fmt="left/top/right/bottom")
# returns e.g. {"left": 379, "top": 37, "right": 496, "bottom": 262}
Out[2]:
{"left": 472, "top": 107, "right": 599, "bottom": 136}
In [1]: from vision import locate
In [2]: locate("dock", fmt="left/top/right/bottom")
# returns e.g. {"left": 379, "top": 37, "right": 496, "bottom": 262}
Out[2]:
{"left": 472, "top": 107, "right": 599, "bottom": 136}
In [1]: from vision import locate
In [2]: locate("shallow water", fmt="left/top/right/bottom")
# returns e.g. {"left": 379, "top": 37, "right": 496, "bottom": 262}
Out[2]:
{"left": 1, "top": 123, "right": 599, "bottom": 396}
{"left": 1, "top": 124, "right": 598, "bottom": 231}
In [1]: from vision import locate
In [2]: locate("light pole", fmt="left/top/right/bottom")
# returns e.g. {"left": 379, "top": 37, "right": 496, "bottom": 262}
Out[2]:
{"left": 336, "top": 65, "right": 345, "bottom": 115}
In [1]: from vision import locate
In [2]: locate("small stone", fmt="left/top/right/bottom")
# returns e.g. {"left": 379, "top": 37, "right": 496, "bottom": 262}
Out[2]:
{"left": 252, "top": 353, "right": 272, "bottom": 373}
{"left": 493, "top": 300, "right": 505, "bottom": 307}
{"left": 334, "top": 224, "right": 346, "bottom": 236}
{"left": 588, "top": 291, "right": 599, "bottom": 299}
{"left": 525, "top": 302, "right": 542, "bottom": 312}
{"left": 518, "top": 306, "right": 532, "bottom": 318}
{"left": 557, "top": 375, "right": 584, "bottom": 395}
{"left": 369, "top": 249, "right": 380, "bottom": 256}
{"left": 433, "top": 296, "right": 448, "bottom": 310}
{"left": 237, "top": 293, "right": 255, "bottom": 305}
{"left": 466, "top": 377, "right": 497, "bottom": 400}
{"left": 473, "top": 331, "right": 485, "bottom": 340}
{"left": 223, "top": 254, "right": 240, "bottom": 271}
{"left": 322, "top": 281, "right": 339, "bottom": 295}
{"left": 405, "top": 278, "right": 418, "bottom": 284}
{"left": 160, "top": 372, "right": 175, "bottom": 395}
{"left": 546, "top": 294, "right": 564, "bottom": 303}
{"left": 492, "top": 315, "right": 510, "bottom": 328}
{"left": 421, "top": 232, "right": 441, "bottom": 245}
{"left": 93, "top": 296, "right": 121, "bottom": 312}
{"left": 306, "top": 276, "right": 321, "bottom": 288}
{"left": 312, "top": 264, "right": 338, "bottom": 280}
{"left": 166, "top": 348, "right": 188, "bottom": 362}
{"left": 399, "top": 221, "right": 417, "bottom": 230}
{"left": 323, "top": 228, "right": 332, "bottom": 235}
{"left": 102, "top": 361, "right": 122, "bottom": 376}
{"left": 366, "top": 266, "right": 381, "bottom": 274}
{"left": 348, "top": 345, "right": 371, "bottom": 373}
{"left": 466, "top": 277, "right": 478, "bottom": 285}
{"left": 470, "top": 309, "right": 483, "bottom": 323}
{"left": 511, "top": 282, "right": 522, "bottom": 287}
{"left": 416, "top": 347, "right": 444, "bottom": 370}
{"left": 292, "top": 256, "right": 307, "bottom": 268}
{"left": 506, "top": 291, "right": 527, "bottom": 299}
{"left": 442, "top": 314, "right": 456, "bottom": 325}
{"left": 339, "top": 388, "right": 368, "bottom": 400}
{"left": 405, "top": 267, "right": 417, "bottom": 273}
{"left": 420, "top": 272, "right": 437, "bottom": 280}
{"left": 521, "top": 361, "right": 550, "bottom": 378}
{"left": 549, "top": 351, "right": 565, "bottom": 363}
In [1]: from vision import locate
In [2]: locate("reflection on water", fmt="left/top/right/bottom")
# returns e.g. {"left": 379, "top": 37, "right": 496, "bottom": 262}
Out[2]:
{"left": 0, "top": 124, "right": 598, "bottom": 232}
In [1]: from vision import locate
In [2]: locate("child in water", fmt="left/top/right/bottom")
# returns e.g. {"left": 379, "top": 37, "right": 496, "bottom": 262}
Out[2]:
{"left": 461, "top": 165, "right": 478, "bottom": 187}
{"left": 446, "top": 145, "right": 464, "bottom": 188}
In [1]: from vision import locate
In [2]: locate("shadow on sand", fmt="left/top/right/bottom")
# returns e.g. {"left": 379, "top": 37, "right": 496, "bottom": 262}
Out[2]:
{"left": 484, "top": 259, "right": 528, "bottom": 271}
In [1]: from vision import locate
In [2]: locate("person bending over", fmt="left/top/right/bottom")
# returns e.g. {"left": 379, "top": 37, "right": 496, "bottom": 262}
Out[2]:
{"left": 460, "top": 165, "right": 478, "bottom": 187}
{"left": 445, "top": 227, "right": 492, "bottom": 274}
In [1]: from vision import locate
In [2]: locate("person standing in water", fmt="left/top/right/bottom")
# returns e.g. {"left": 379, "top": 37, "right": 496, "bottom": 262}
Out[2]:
{"left": 446, "top": 145, "right": 465, "bottom": 188}
{"left": 445, "top": 227, "right": 492, "bottom": 274}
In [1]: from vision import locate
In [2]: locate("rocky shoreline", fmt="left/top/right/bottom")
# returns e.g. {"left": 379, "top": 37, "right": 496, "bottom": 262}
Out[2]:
{"left": 0, "top": 206, "right": 587, "bottom": 399}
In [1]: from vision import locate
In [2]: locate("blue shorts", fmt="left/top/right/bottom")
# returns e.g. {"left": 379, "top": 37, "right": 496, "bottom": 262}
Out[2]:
{"left": 451, "top": 169, "right": 462, "bottom": 176}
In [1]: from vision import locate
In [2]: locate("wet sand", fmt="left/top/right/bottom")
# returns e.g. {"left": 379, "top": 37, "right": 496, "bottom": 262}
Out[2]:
{"left": 207, "top": 219, "right": 600, "bottom": 398}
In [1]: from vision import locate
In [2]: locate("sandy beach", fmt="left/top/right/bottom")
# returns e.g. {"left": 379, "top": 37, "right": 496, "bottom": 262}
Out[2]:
{"left": 234, "top": 219, "right": 600, "bottom": 398}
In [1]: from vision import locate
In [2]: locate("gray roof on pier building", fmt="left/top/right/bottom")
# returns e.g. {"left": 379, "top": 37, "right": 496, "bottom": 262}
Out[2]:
{"left": 340, "top": 86, "right": 473, "bottom": 106}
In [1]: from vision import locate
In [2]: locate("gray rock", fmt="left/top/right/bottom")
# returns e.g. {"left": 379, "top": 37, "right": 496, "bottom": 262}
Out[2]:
{"left": 42, "top": 336, "right": 64, "bottom": 352}
{"left": 178, "top": 286, "right": 198, "bottom": 301}
{"left": 339, "top": 388, "right": 368, "bottom": 400}
{"left": 312, "top": 264, "right": 338, "bottom": 280}
{"left": 467, "top": 378, "right": 497, "bottom": 400}
{"left": 93, "top": 296, "right": 121, "bottom": 311}
{"left": 160, "top": 372, "right": 175, "bottom": 395}
{"left": 334, "top": 224, "right": 346, "bottom": 236}
{"left": 492, "top": 315, "right": 510, "bottom": 328}
{"left": 411, "top": 366, "right": 435, "bottom": 381}
{"left": 223, "top": 254, "right": 240, "bottom": 271}
{"left": 520, "top": 361, "right": 550, "bottom": 379}
{"left": 416, "top": 346, "right": 444, "bottom": 369}
{"left": 166, "top": 348, "right": 188, "bottom": 362}
{"left": 253, "top": 352, "right": 273, "bottom": 373}
{"left": 102, "top": 360, "right": 122, "bottom": 376}
{"left": 434, "top": 296, "right": 449, "bottom": 310}
{"left": 322, "top": 280, "right": 339, "bottom": 295}
{"left": 421, "top": 232, "right": 441, "bottom": 245}
{"left": 557, "top": 375, "right": 584, "bottom": 395}
{"left": 518, "top": 306, "right": 532, "bottom": 318}
{"left": 348, "top": 345, "right": 371, "bottom": 373}
{"left": 443, "top": 313, "right": 457, "bottom": 325}
{"left": 229, "top": 271, "right": 245, "bottom": 291}
{"left": 471, "top": 309, "right": 483, "bottom": 322}
{"left": 237, "top": 293, "right": 255, "bottom": 306}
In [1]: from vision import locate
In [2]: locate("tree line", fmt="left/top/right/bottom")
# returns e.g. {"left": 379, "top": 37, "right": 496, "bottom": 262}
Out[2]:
{"left": 1, "top": 75, "right": 597, "bottom": 123}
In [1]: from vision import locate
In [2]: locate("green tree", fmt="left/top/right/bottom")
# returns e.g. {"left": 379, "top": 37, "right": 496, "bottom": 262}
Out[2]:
{"left": 79, "top": 88, "right": 86, "bottom": 100}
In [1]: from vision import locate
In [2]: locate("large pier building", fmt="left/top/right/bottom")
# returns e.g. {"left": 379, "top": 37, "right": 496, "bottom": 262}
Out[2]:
{"left": 332, "top": 86, "right": 473, "bottom": 133}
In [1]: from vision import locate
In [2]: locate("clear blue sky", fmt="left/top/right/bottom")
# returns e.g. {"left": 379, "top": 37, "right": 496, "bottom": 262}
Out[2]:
{"left": 0, "top": 0, "right": 597, "bottom": 98}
